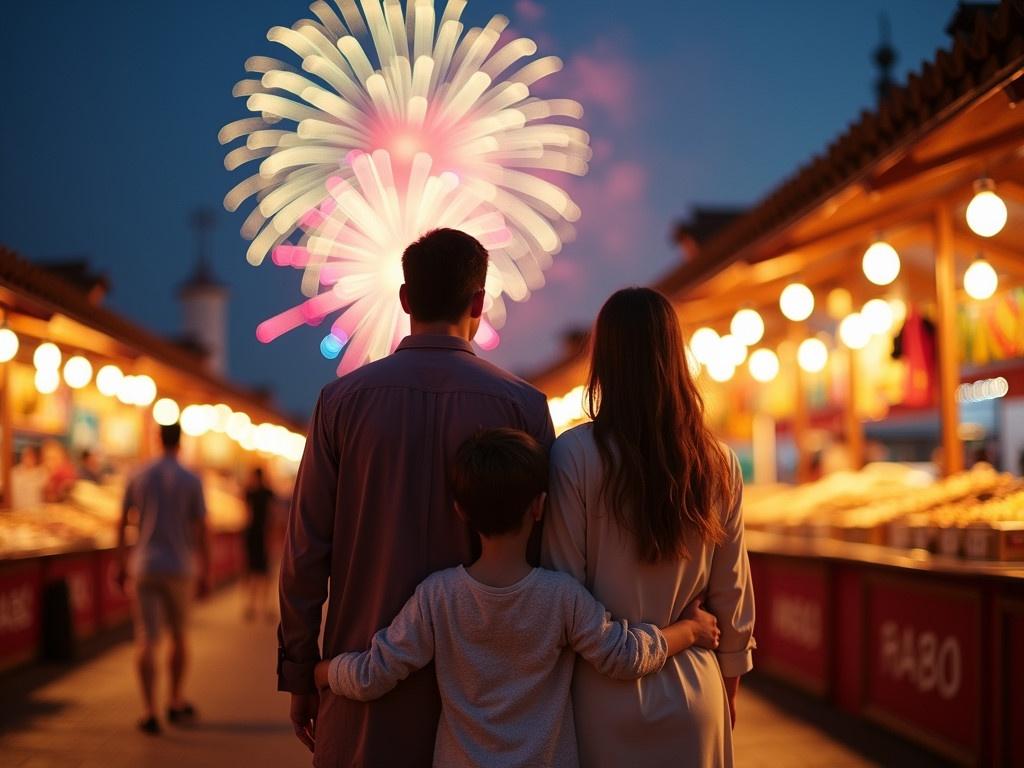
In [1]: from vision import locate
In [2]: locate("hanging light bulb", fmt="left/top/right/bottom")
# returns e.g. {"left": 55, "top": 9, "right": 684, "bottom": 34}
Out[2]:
{"left": 720, "top": 334, "right": 748, "bottom": 366}
{"left": 838, "top": 313, "right": 871, "bottom": 350}
{"left": 63, "top": 356, "right": 93, "bottom": 389}
{"left": 966, "top": 179, "right": 1007, "bottom": 238}
{"left": 798, "top": 338, "right": 829, "bottom": 373}
{"left": 780, "top": 283, "right": 815, "bottom": 321}
{"left": 96, "top": 364, "right": 124, "bottom": 396}
{"left": 964, "top": 257, "right": 998, "bottom": 300}
{"left": 0, "top": 328, "right": 18, "bottom": 362}
{"left": 862, "top": 241, "right": 901, "bottom": 286}
{"left": 35, "top": 368, "right": 59, "bottom": 394}
{"left": 689, "top": 327, "right": 721, "bottom": 364}
{"left": 861, "top": 299, "right": 895, "bottom": 335}
{"left": 706, "top": 356, "right": 736, "bottom": 383}
{"left": 153, "top": 398, "right": 181, "bottom": 426}
{"left": 730, "top": 309, "right": 765, "bottom": 346}
{"left": 748, "top": 348, "right": 780, "bottom": 383}
{"left": 33, "top": 342, "right": 61, "bottom": 371}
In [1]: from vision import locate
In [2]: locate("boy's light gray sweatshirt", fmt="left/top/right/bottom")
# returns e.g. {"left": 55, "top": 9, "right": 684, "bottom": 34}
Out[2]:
{"left": 328, "top": 566, "right": 667, "bottom": 767}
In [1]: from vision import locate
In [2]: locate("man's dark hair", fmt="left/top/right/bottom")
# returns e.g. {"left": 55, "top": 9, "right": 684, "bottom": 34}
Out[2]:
{"left": 451, "top": 429, "right": 548, "bottom": 537}
{"left": 402, "top": 228, "right": 488, "bottom": 323}
{"left": 160, "top": 423, "right": 182, "bottom": 450}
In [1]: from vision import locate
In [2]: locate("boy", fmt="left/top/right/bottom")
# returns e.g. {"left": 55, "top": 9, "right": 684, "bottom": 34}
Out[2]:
{"left": 315, "top": 429, "right": 719, "bottom": 767}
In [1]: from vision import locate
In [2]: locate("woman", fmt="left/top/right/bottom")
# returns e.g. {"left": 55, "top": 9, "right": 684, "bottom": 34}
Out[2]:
{"left": 244, "top": 467, "right": 274, "bottom": 621}
{"left": 543, "top": 288, "right": 755, "bottom": 768}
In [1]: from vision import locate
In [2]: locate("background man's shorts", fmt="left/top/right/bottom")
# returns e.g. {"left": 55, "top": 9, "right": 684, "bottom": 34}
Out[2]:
{"left": 133, "top": 575, "right": 192, "bottom": 642}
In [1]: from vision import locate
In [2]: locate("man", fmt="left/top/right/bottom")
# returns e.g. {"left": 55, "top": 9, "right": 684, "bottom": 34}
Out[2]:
{"left": 117, "top": 422, "right": 210, "bottom": 735}
{"left": 279, "top": 228, "right": 555, "bottom": 767}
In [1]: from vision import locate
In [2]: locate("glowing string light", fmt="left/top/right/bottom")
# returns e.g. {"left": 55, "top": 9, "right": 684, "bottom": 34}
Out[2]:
{"left": 223, "top": 0, "right": 590, "bottom": 375}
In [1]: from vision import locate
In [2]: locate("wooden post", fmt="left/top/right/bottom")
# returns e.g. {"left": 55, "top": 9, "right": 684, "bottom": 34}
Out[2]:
{"left": 845, "top": 348, "right": 865, "bottom": 470}
{"left": 934, "top": 205, "right": 964, "bottom": 476}
{"left": 791, "top": 329, "right": 813, "bottom": 483}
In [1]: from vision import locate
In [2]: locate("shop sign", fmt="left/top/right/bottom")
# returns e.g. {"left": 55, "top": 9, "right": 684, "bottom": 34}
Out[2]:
{"left": 865, "top": 576, "right": 980, "bottom": 760}
{"left": 752, "top": 558, "right": 829, "bottom": 693}
{"left": 42, "top": 555, "right": 98, "bottom": 638}
{"left": 0, "top": 564, "right": 42, "bottom": 666}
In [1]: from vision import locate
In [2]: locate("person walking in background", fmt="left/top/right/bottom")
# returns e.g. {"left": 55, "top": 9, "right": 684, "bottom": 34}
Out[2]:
{"left": 543, "top": 288, "right": 756, "bottom": 768}
{"left": 278, "top": 228, "right": 555, "bottom": 767}
{"left": 10, "top": 445, "right": 46, "bottom": 510}
{"left": 244, "top": 467, "right": 274, "bottom": 622}
{"left": 116, "top": 423, "right": 211, "bottom": 735}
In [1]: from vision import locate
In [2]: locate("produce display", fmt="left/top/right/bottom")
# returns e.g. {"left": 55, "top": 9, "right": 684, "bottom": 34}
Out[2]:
{"left": 0, "top": 473, "right": 250, "bottom": 560}
{"left": 744, "top": 463, "right": 1024, "bottom": 560}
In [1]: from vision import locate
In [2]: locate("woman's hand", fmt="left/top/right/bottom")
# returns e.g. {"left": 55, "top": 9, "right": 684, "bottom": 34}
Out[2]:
{"left": 314, "top": 659, "right": 331, "bottom": 691}
{"left": 682, "top": 599, "right": 720, "bottom": 649}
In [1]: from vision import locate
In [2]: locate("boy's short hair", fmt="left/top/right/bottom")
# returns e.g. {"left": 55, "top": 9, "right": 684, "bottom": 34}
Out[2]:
{"left": 402, "top": 229, "right": 489, "bottom": 323}
{"left": 452, "top": 429, "right": 549, "bottom": 537}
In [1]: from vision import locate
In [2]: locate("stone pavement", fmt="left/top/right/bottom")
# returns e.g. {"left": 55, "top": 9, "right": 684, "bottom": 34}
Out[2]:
{"left": 0, "top": 583, "right": 944, "bottom": 768}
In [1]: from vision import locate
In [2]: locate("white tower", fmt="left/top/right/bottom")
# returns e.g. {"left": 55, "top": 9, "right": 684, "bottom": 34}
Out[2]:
{"left": 179, "top": 208, "right": 229, "bottom": 375}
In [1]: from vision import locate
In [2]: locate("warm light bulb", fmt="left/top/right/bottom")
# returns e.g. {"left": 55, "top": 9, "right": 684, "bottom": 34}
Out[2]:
{"left": 964, "top": 258, "right": 998, "bottom": 300}
{"left": 153, "top": 398, "right": 181, "bottom": 426}
{"left": 966, "top": 181, "right": 1007, "bottom": 238}
{"left": 780, "top": 283, "right": 814, "bottom": 322}
{"left": 181, "top": 404, "right": 213, "bottom": 436}
{"left": 720, "top": 334, "right": 748, "bottom": 366}
{"left": 839, "top": 313, "right": 871, "bottom": 350}
{"left": 116, "top": 375, "right": 136, "bottom": 405}
{"left": 226, "top": 411, "right": 252, "bottom": 442}
{"left": 0, "top": 329, "right": 19, "bottom": 363}
{"left": 96, "top": 365, "right": 124, "bottom": 397}
{"left": 888, "top": 298, "right": 908, "bottom": 327}
{"left": 689, "top": 327, "right": 721, "bottom": 364}
{"left": 63, "top": 356, "right": 93, "bottom": 389}
{"left": 132, "top": 375, "right": 157, "bottom": 407}
{"left": 211, "top": 403, "right": 233, "bottom": 432}
{"left": 706, "top": 356, "right": 736, "bottom": 383}
{"left": 730, "top": 309, "right": 764, "bottom": 346}
{"left": 798, "top": 338, "right": 829, "bottom": 373}
{"left": 862, "top": 241, "right": 901, "bottom": 286}
{"left": 35, "top": 368, "right": 59, "bottom": 394}
{"left": 748, "top": 348, "right": 780, "bottom": 383}
{"left": 861, "top": 299, "right": 895, "bottom": 335}
{"left": 33, "top": 342, "right": 61, "bottom": 371}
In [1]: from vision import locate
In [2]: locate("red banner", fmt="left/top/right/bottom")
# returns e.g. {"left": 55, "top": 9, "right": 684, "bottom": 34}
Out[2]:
{"left": 0, "top": 562, "right": 42, "bottom": 670}
{"left": 749, "top": 556, "right": 830, "bottom": 694}
{"left": 42, "top": 554, "right": 99, "bottom": 639}
{"left": 864, "top": 575, "right": 981, "bottom": 762}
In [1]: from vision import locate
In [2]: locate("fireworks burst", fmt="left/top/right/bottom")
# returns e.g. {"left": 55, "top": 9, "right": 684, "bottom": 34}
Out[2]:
{"left": 221, "top": 0, "right": 590, "bottom": 374}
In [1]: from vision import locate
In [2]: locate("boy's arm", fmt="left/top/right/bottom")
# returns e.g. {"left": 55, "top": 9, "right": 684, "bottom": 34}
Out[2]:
{"left": 319, "top": 584, "right": 435, "bottom": 702}
{"left": 565, "top": 582, "right": 667, "bottom": 681}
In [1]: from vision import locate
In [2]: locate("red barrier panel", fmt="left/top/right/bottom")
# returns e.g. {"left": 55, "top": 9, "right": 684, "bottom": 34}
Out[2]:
{"left": 0, "top": 561, "right": 42, "bottom": 671}
{"left": 96, "top": 549, "right": 132, "bottom": 628}
{"left": 862, "top": 574, "right": 982, "bottom": 765}
{"left": 41, "top": 553, "right": 100, "bottom": 639}
{"left": 749, "top": 555, "right": 831, "bottom": 695}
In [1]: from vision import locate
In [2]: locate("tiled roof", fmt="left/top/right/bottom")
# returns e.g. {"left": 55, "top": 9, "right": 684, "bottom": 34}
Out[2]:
{"left": 657, "top": 0, "right": 1024, "bottom": 297}
{"left": 0, "top": 245, "right": 289, "bottom": 424}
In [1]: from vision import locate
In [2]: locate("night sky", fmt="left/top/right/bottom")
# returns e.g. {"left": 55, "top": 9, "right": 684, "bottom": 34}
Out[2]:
{"left": 0, "top": 0, "right": 960, "bottom": 418}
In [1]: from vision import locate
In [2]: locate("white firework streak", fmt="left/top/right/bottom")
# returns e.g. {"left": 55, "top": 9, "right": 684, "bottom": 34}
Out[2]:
{"left": 220, "top": 0, "right": 591, "bottom": 373}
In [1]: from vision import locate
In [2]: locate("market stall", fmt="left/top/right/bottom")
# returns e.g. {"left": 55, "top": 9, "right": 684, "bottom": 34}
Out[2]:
{"left": 532, "top": 4, "right": 1024, "bottom": 764}
{"left": 0, "top": 246, "right": 305, "bottom": 672}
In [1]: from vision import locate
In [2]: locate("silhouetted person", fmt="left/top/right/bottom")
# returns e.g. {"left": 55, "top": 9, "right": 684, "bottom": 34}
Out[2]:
{"left": 278, "top": 229, "right": 555, "bottom": 766}
{"left": 244, "top": 467, "right": 274, "bottom": 621}
{"left": 116, "top": 423, "right": 210, "bottom": 735}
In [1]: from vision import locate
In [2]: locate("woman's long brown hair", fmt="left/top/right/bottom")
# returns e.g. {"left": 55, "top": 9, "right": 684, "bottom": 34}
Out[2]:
{"left": 587, "top": 287, "right": 732, "bottom": 562}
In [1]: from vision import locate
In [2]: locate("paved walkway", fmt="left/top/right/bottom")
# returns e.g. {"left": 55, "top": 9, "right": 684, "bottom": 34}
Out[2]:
{"left": 0, "top": 584, "right": 941, "bottom": 768}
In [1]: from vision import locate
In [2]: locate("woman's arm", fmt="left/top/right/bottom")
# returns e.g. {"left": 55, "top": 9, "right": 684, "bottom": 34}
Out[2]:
{"left": 317, "top": 583, "right": 436, "bottom": 702}
{"left": 541, "top": 434, "right": 587, "bottom": 582}
{"left": 706, "top": 453, "right": 756, "bottom": 725}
